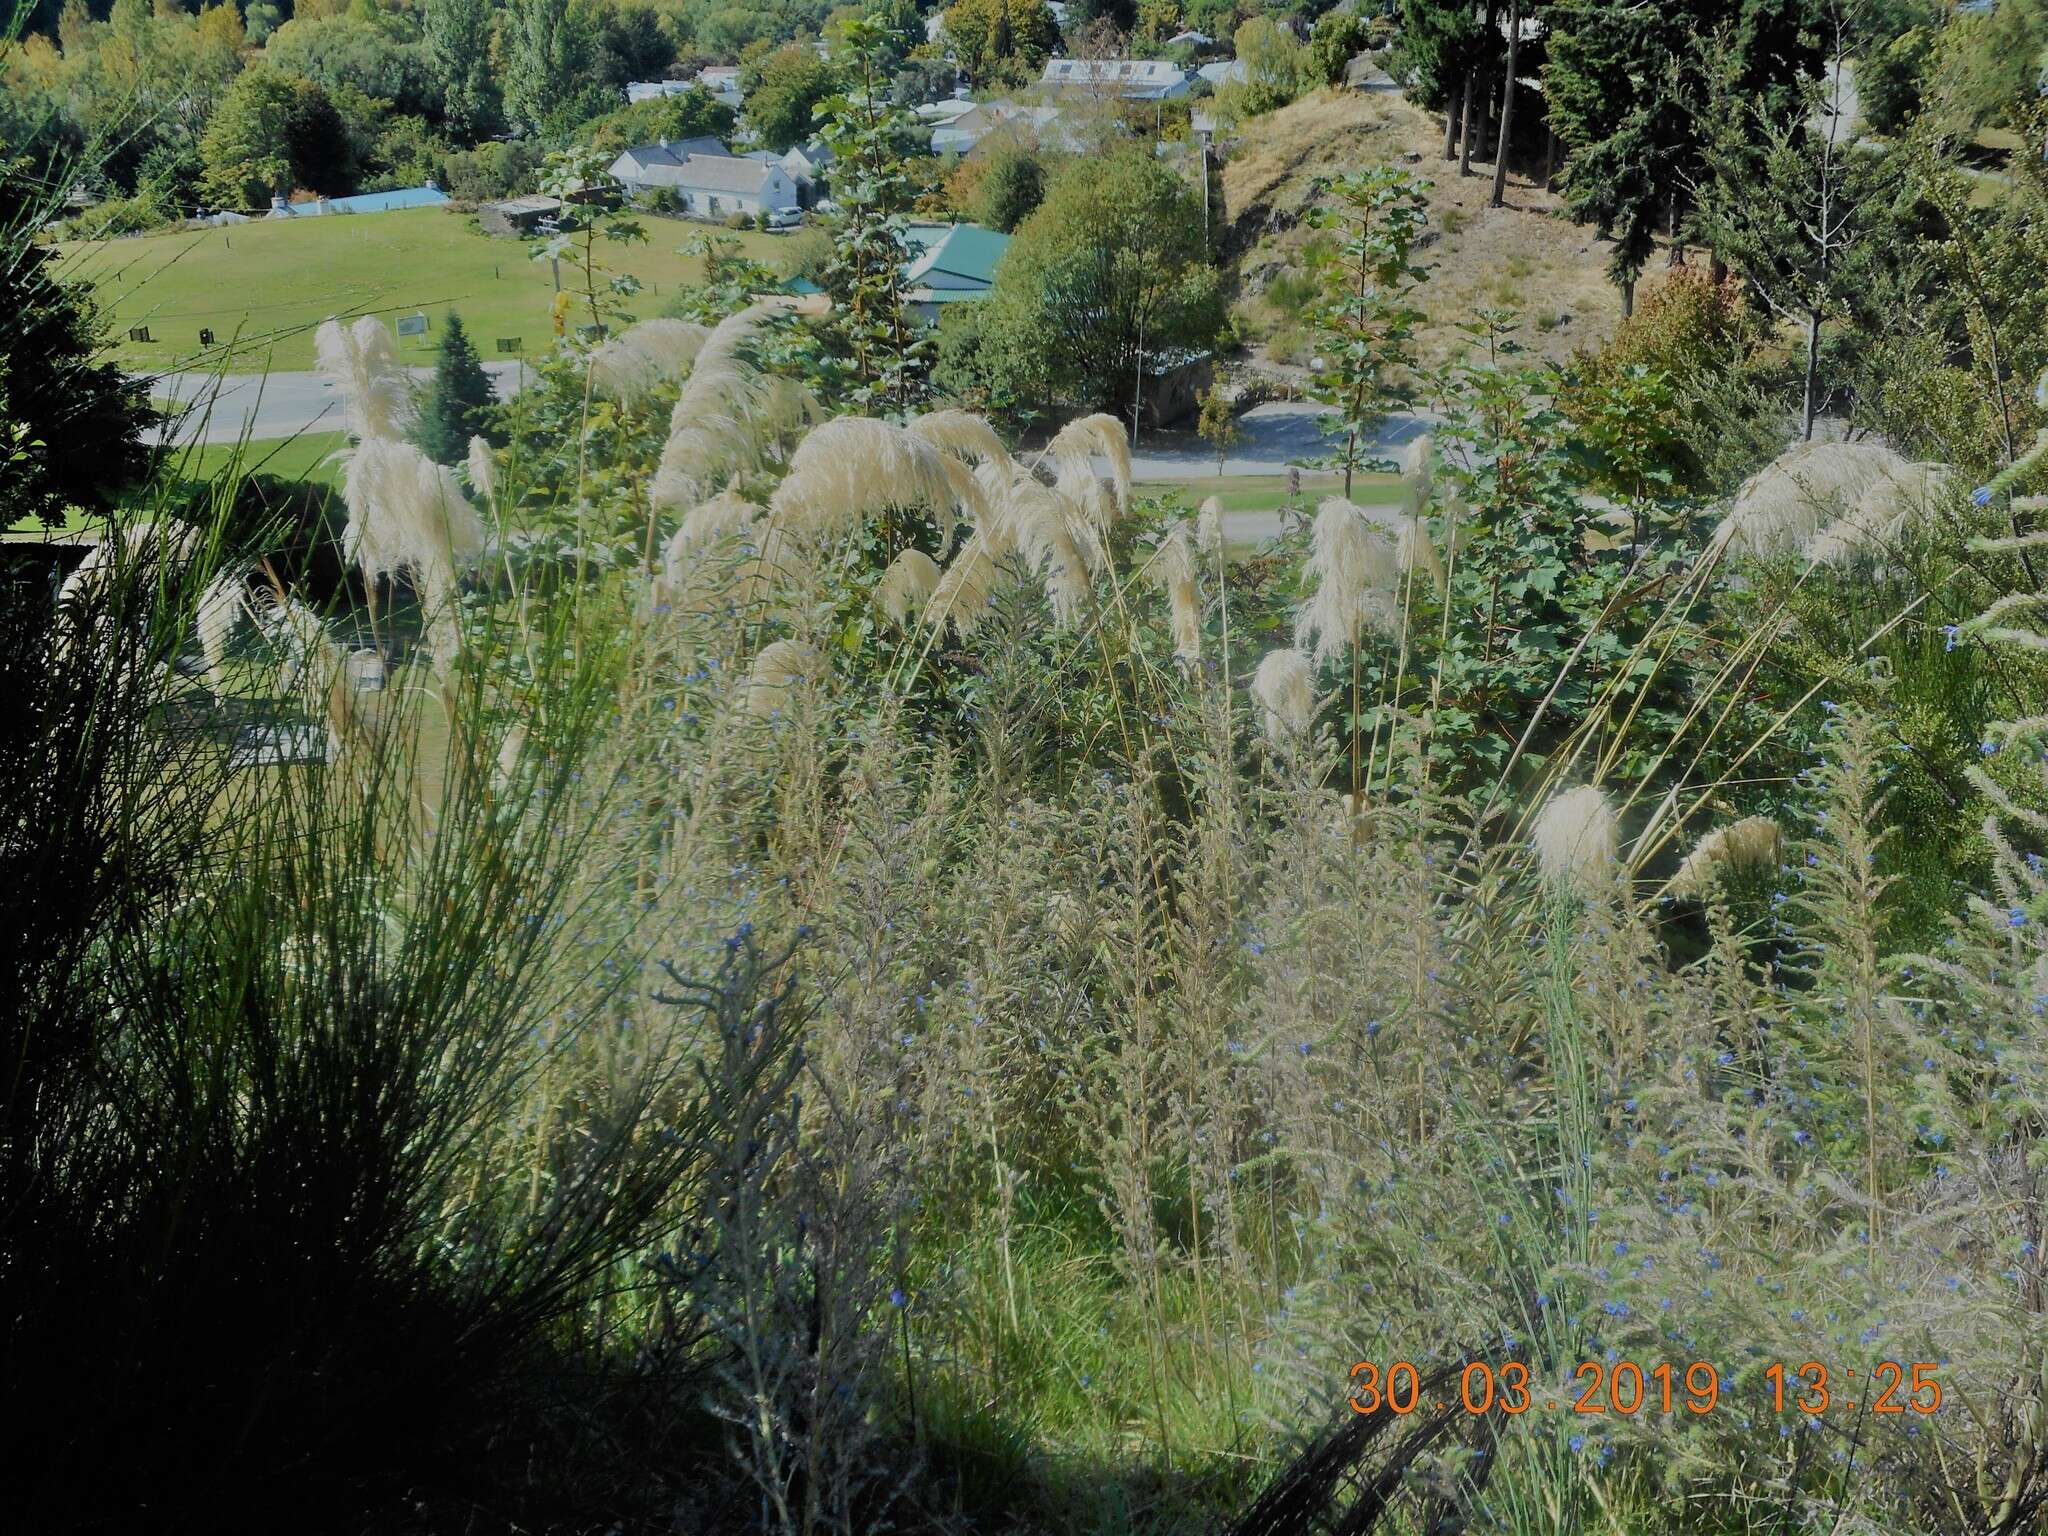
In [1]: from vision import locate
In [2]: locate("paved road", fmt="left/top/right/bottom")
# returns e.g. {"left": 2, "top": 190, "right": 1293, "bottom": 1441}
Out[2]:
{"left": 146, "top": 361, "right": 529, "bottom": 446}
{"left": 1126, "top": 401, "right": 1433, "bottom": 479}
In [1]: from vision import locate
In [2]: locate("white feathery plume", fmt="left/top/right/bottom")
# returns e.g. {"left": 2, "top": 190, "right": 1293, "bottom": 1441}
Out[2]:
{"left": 1669, "top": 815, "right": 1784, "bottom": 899}
{"left": 54, "top": 522, "right": 204, "bottom": 661}
{"left": 1195, "top": 494, "right": 1224, "bottom": 556}
{"left": 340, "top": 437, "right": 486, "bottom": 593}
{"left": 1149, "top": 523, "right": 1201, "bottom": 661}
{"left": 661, "top": 490, "right": 762, "bottom": 592}
{"left": 1531, "top": 785, "right": 1621, "bottom": 896}
{"left": 313, "top": 316, "right": 413, "bottom": 441}
{"left": 195, "top": 570, "right": 248, "bottom": 695}
{"left": 907, "top": 409, "right": 1014, "bottom": 474}
{"left": 1007, "top": 477, "right": 1097, "bottom": 624}
{"left": 1400, "top": 431, "right": 1434, "bottom": 512}
{"left": 651, "top": 300, "right": 789, "bottom": 513}
{"left": 1803, "top": 460, "right": 1952, "bottom": 567}
{"left": 589, "top": 316, "right": 711, "bottom": 401}
{"left": 1710, "top": 440, "right": 1918, "bottom": 561}
{"left": 926, "top": 531, "right": 1001, "bottom": 639}
{"left": 464, "top": 435, "right": 496, "bottom": 504}
{"left": 766, "top": 417, "right": 984, "bottom": 543}
{"left": 1251, "top": 647, "right": 1316, "bottom": 747}
{"left": 874, "top": 548, "right": 942, "bottom": 628}
{"left": 1045, "top": 412, "right": 1131, "bottom": 537}
{"left": 1296, "top": 498, "right": 1401, "bottom": 665}
{"left": 743, "top": 638, "right": 822, "bottom": 718}
{"left": 1046, "top": 412, "right": 1131, "bottom": 512}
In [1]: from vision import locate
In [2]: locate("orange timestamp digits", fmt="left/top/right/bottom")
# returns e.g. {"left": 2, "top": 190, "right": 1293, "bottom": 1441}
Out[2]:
{"left": 1348, "top": 1360, "right": 1724, "bottom": 1416}
{"left": 1346, "top": 1360, "right": 1943, "bottom": 1417}
{"left": 1764, "top": 1360, "right": 1941, "bottom": 1415}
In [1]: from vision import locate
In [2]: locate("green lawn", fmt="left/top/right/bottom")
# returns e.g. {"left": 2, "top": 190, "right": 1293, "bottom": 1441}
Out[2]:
{"left": 1134, "top": 471, "right": 1402, "bottom": 515}
{"left": 56, "top": 208, "right": 786, "bottom": 373}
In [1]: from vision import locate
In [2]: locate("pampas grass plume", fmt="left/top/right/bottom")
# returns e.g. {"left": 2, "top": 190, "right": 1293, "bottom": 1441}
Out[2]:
{"left": 927, "top": 531, "right": 1000, "bottom": 639}
{"left": 1532, "top": 785, "right": 1621, "bottom": 895}
{"left": 195, "top": 570, "right": 248, "bottom": 695}
{"left": 465, "top": 435, "right": 496, "bottom": 504}
{"left": 744, "top": 638, "right": 822, "bottom": 717}
{"left": 314, "top": 316, "right": 412, "bottom": 441}
{"left": 1252, "top": 647, "right": 1316, "bottom": 746}
{"left": 875, "top": 548, "right": 941, "bottom": 628}
{"left": 1297, "top": 498, "right": 1400, "bottom": 664}
{"left": 1669, "top": 815, "right": 1784, "bottom": 898}
{"left": 1712, "top": 441, "right": 1919, "bottom": 560}
{"left": 768, "top": 417, "right": 983, "bottom": 544}
{"left": 1196, "top": 495, "right": 1224, "bottom": 556}
{"left": 1150, "top": 524, "right": 1201, "bottom": 661}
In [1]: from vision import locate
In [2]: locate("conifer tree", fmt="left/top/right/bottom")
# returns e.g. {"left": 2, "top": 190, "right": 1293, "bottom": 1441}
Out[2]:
{"left": 412, "top": 313, "right": 496, "bottom": 466}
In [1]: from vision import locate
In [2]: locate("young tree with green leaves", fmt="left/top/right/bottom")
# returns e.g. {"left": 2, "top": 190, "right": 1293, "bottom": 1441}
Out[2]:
{"left": 968, "top": 143, "right": 1225, "bottom": 419}
{"left": 198, "top": 67, "right": 354, "bottom": 207}
{"left": 413, "top": 313, "right": 497, "bottom": 465}
{"left": 813, "top": 14, "right": 930, "bottom": 413}
{"left": 740, "top": 42, "right": 842, "bottom": 153}
{"left": 1696, "top": 1, "right": 1876, "bottom": 439}
{"left": 1198, "top": 382, "right": 1239, "bottom": 475}
{"left": 1304, "top": 165, "right": 1432, "bottom": 497}
{"left": 940, "top": 0, "right": 1062, "bottom": 89}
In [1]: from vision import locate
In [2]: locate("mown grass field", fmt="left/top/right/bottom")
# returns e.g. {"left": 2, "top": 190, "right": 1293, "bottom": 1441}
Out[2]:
{"left": 55, "top": 207, "right": 786, "bottom": 373}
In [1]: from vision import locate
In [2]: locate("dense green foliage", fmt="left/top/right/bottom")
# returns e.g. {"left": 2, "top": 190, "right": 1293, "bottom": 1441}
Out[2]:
{"left": 943, "top": 145, "right": 1226, "bottom": 418}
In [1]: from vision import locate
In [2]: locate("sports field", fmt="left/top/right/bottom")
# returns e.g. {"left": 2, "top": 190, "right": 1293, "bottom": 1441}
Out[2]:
{"left": 55, "top": 207, "right": 785, "bottom": 374}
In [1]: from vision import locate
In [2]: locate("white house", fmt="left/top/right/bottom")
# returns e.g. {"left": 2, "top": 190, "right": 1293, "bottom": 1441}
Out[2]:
{"left": 696, "top": 66, "right": 744, "bottom": 108}
{"left": 608, "top": 138, "right": 733, "bottom": 198}
{"left": 1039, "top": 58, "right": 1193, "bottom": 100}
{"left": 627, "top": 80, "right": 712, "bottom": 104}
{"left": 661, "top": 155, "right": 799, "bottom": 219}
{"left": 930, "top": 101, "right": 1079, "bottom": 156}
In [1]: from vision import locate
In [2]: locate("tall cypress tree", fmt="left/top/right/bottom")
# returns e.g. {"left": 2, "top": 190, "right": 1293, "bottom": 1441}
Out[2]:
{"left": 412, "top": 314, "right": 496, "bottom": 466}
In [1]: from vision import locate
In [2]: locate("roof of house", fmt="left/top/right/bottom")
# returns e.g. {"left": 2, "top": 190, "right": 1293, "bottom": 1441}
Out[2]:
{"left": 665, "top": 155, "right": 788, "bottom": 195}
{"left": 901, "top": 223, "right": 1010, "bottom": 301}
{"left": 485, "top": 195, "right": 564, "bottom": 216}
{"left": 612, "top": 138, "right": 732, "bottom": 175}
{"left": 1197, "top": 60, "right": 1246, "bottom": 85}
{"left": 1040, "top": 58, "right": 1191, "bottom": 94}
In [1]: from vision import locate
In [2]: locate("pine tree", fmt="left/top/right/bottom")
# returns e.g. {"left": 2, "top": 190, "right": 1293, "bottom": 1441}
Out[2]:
{"left": 0, "top": 157, "right": 155, "bottom": 528}
{"left": 412, "top": 314, "right": 496, "bottom": 465}
{"left": 1395, "top": 1, "right": 1493, "bottom": 165}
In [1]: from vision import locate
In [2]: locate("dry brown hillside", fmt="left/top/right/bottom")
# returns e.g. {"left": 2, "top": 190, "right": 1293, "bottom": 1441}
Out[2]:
{"left": 1219, "top": 87, "right": 1625, "bottom": 368}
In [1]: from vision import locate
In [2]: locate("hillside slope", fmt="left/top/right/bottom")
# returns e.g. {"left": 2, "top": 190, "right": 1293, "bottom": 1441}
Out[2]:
{"left": 1220, "top": 87, "right": 1625, "bottom": 368}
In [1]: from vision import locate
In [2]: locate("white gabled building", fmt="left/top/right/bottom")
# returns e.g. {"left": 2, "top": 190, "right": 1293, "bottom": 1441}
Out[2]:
{"left": 662, "top": 155, "right": 799, "bottom": 219}
{"left": 1039, "top": 58, "right": 1193, "bottom": 100}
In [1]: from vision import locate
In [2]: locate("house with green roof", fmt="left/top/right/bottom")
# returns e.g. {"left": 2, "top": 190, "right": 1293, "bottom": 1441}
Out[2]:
{"left": 900, "top": 223, "right": 1011, "bottom": 322}
{"left": 788, "top": 222, "right": 1010, "bottom": 324}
